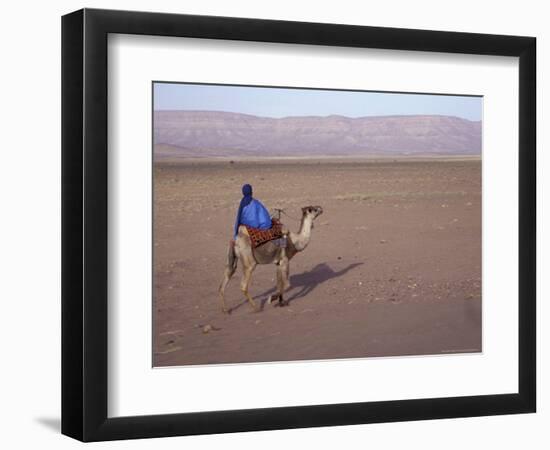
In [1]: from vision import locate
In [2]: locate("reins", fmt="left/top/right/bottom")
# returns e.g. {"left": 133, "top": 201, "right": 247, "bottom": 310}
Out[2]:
{"left": 273, "top": 208, "right": 302, "bottom": 222}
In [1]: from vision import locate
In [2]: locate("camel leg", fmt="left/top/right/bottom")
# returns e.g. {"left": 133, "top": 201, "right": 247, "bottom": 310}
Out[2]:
{"left": 275, "top": 257, "right": 290, "bottom": 306}
{"left": 218, "top": 244, "right": 239, "bottom": 313}
{"left": 218, "top": 262, "right": 237, "bottom": 314}
{"left": 240, "top": 262, "right": 259, "bottom": 312}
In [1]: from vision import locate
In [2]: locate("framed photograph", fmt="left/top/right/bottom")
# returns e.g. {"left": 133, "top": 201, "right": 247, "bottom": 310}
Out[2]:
{"left": 61, "top": 8, "right": 536, "bottom": 441}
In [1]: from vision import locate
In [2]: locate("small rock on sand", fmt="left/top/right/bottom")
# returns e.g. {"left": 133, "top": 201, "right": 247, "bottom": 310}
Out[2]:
{"left": 200, "top": 324, "right": 221, "bottom": 334}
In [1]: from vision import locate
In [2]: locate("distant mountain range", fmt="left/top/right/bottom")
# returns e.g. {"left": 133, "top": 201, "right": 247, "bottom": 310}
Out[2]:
{"left": 153, "top": 110, "right": 481, "bottom": 158}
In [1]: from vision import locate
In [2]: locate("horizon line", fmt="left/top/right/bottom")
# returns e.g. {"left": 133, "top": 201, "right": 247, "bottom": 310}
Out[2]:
{"left": 153, "top": 109, "right": 482, "bottom": 122}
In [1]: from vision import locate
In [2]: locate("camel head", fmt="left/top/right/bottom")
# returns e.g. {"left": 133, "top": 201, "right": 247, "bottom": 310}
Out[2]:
{"left": 301, "top": 205, "right": 323, "bottom": 221}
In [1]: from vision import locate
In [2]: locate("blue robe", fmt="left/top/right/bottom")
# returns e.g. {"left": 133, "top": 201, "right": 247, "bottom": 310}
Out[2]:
{"left": 234, "top": 198, "right": 271, "bottom": 238}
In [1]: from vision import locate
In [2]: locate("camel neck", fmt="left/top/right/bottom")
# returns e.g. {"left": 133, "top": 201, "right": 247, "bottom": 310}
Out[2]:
{"left": 291, "top": 215, "right": 313, "bottom": 252}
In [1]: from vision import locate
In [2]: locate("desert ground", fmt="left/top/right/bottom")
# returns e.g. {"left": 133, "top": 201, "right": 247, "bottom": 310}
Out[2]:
{"left": 153, "top": 157, "right": 481, "bottom": 366}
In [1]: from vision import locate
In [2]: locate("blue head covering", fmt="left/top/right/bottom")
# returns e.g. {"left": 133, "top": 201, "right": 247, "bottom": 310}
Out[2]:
{"left": 234, "top": 184, "right": 253, "bottom": 237}
{"left": 242, "top": 184, "right": 253, "bottom": 198}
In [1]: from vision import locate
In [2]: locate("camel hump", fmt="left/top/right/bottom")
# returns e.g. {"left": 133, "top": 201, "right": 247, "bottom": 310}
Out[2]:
{"left": 238, "top": 225, "right": 250, "bottom": 237}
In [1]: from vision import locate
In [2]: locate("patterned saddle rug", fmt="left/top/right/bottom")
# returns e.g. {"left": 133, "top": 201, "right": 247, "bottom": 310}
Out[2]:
{"left": 245, "top": 219, "right": 284, "bottom": 248}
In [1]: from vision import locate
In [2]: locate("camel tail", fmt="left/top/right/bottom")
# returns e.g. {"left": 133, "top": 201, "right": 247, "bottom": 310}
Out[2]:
{"left": 219, "top": 244, "right": 238, "bottom": 313}
{"left": 227, "top": 244, "right": 238, "bottom": 272}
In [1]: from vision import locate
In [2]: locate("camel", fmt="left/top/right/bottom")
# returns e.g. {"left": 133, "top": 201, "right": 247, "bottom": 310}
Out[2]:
{"left": 218, "top": 205, "right": 323, "bottom": 313}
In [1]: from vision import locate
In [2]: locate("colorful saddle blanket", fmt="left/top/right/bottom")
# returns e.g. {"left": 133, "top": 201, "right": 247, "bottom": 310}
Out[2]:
{"left": 245, "top": 219, "right": 283, "bottom": 248}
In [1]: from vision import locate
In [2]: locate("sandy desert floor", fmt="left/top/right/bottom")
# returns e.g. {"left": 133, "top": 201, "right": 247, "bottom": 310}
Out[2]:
{"left": 153, "top": 157, "right": 481, "bottom": 366}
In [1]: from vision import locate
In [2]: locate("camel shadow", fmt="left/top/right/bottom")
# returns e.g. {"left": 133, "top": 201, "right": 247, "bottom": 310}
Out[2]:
{"left": 227, "top": 262, "right": 363, "bottom": 313}
{"left": 258, "top": 262, "right": 364, "bottom": 307}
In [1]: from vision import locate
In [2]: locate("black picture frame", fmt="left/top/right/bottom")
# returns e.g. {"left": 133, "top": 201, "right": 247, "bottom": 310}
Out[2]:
{"left": 61, "top": 8, "right": 536, "bottom": 442}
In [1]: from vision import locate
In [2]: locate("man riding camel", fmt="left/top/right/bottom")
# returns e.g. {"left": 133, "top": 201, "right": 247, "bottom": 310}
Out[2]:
{"left": 220, "top": 184, "right": 323, "bottom": 312}
{"left": 233, "top": 184, "right": 272, "bottom": 240}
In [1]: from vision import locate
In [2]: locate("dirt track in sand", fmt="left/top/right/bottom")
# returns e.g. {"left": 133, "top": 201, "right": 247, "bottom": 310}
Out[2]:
{"left": 153, "top": 157, "right": 481, "bottom": 367}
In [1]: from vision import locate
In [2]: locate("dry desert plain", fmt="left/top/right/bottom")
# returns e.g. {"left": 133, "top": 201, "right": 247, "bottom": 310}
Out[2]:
{"left": 153, "top": 157, "right": 481, "bottom": 366}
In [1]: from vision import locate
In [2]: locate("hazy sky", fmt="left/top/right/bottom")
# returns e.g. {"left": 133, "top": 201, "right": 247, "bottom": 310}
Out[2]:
{"left": 153, "top": 82, "right": 482, "bottom": 121}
